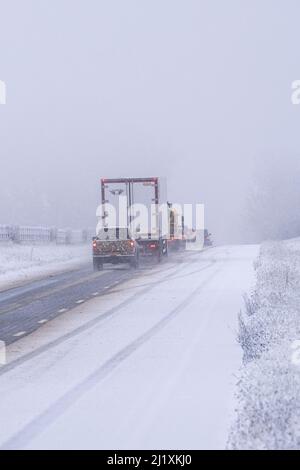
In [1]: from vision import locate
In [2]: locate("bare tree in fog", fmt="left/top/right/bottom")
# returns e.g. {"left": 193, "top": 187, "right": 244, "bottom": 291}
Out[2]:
{"left": 245, "top": 155, "right": 300, "bottom": 243}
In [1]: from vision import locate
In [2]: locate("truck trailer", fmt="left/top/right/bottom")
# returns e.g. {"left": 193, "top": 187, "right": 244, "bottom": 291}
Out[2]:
{"left": 93, "top": 177, "right": 170, "bottom": 269}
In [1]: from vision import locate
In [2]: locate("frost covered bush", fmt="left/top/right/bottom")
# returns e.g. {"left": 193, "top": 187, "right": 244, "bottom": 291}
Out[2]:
{"left": 231, "top": 348, "right": 300, "bottom": 450}
{"left": 229, "top": 239, "right": 300, "bottom": 449}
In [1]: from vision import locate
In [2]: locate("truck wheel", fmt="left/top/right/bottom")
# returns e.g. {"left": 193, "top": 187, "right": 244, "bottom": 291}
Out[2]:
{"left": 163, "top": 240, "right": 168, "bottom": 257}
{"left": 93, "top": 258, "right": 103, "bottom": 271}
{"left": 164, "top": 244, "right": 169, "bottom": 257}
{"left": 157, "top": 242, "right": 163, "bottom": 263}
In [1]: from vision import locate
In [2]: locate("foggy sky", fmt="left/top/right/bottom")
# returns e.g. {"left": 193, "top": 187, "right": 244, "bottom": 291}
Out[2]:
{"left": 1, "top": 0, "right": 300, "bottom": 243}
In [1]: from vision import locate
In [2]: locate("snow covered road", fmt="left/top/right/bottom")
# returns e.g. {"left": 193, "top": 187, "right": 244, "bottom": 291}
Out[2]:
{"left": 0, "top": 245, "right": 258, "bottom": 450}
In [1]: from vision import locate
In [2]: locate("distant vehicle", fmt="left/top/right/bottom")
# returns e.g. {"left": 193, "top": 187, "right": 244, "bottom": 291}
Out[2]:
{"left": 93, "top": 226, "right": 140, "bottom": 270}
{"left": 204, "top": 229, "right": 213, "bottom": 247}
{"left": 183, "top": 228, "right": 213, "bottom": 248}
{"left": 184, "top": 228, "right": 197, "bottom": 243}
{"left": 167, "top": 204, "right": 186, "bottom": 251}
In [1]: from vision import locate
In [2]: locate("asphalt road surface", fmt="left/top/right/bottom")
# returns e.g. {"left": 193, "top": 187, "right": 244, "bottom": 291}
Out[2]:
{"left": 0, "top": 245, "right": 258, "bottom": 449}
{"left": 0, "top": 262, "right": 154, "bottom": 345}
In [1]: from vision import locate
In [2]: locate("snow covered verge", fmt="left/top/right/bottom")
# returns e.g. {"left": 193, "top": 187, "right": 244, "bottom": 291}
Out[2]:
{"left": 229, "top": 239, "right": 300, "bottom": 450}
{"left": 0, "top": 242, "right": 91, "bottom": 290}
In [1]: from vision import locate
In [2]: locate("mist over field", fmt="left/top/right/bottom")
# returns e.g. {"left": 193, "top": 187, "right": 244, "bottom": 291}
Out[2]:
{"left": 1, "top": 0, "right": 300, "bottom": 243}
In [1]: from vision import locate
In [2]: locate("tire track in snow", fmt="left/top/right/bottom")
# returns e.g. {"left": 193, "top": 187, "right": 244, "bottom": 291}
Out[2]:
{"left": 0, "top": 258, "right": 213, "bottom": 376}
{"left": 0, "top": 261, "right": 219, "bottom": 450}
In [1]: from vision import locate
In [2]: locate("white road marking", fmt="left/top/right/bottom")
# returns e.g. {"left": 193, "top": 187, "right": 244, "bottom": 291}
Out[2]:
{"left": 76, "top": 300, "right": 85, "bottom": 304}
{"left": 92, "top": 292, "right": 99, "bottom": 296}
{"left": 38, "top": 319, "right": 48, "bottom": 324}
{"left": 58, "top": 308, "right": 68, "bottom": 313}
{"left": 13, "top": 331, "right": 26, "bottom": 337}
